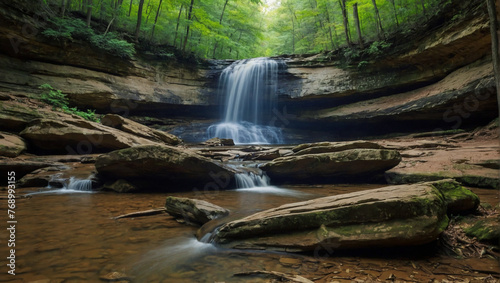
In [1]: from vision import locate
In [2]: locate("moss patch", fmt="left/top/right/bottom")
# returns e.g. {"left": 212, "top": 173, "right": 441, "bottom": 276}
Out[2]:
{"left": 431, "top": 180, "right": 479, "bottom": 214}
{"left": 465, "top": 218, "right": 500, "bottom": 242}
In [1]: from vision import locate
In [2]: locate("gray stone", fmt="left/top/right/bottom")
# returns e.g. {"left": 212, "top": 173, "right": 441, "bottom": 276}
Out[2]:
{"left": 212, "top": 182, "right": 449, "bottom": 252}
{"left": 165, "top": 196, "right": 229, "bottom": 225}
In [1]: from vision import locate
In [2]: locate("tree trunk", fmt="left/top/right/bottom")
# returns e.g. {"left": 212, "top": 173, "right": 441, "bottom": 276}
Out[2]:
{"left": 128, "top": 0, "right": 133, "bottom": 16}
{"left": 339, "top": 0, "right": 351, "bottom": 47}
{"left": 105, "top": 0, "right": 123, "bottom": 36}
{"left": 486, "top": 0, "right": 500, "bottom": 120}
{"left": 212, "top": 0, "right": 229, "bottom": 59}
{"left": 61, "top": 0, "right": 67, "bottom": 17}
{"left": 134, "top": 0, "right": 145, "bottom": 42}
{"left": 182, "top": 0, "right": 195, "bottom": 52}
{"left": 353, "top": 3, "right": 363, "bottom": 49}
{"left": 86, "top": 0, "right": 92, "bottom": 27}
{"left": 420, "top": 0, "right": 427, "bottom": 17}
{"left": 145, "top": 0, "right": 153, "bottom": 24}
{"left": 324, "top": 6, "right": 336, "bottom": 49}
{"left": 151, "top": 0, "right": 163, "bottom": 40}
{"left": 173, "top": 4, "right": 184, "bottom": 48}
{"left": 371, "top": 0, "right": 384, "bottom": 40}
{"left": 388, "top": 0, "right": 399, "bottom": 27}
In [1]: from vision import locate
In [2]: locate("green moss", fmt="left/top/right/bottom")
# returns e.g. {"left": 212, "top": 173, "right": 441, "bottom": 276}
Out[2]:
{"left": 465, "top": 219, "right": 500, "bottom": 242}
{"left": 431, "top": 180, "right": 479, "bottom": 214}
{"left": 456, "top": 176, "right": 500, "bottom": 189}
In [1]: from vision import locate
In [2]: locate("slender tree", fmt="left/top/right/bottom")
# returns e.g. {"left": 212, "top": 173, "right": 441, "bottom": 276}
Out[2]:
{"left": 104, "top": 0, "right": 123, "bottom": 36}
{"left": 339, "top": 0, "right": 351, "bottom": 46}
{"left": 388, "top": 0, "right": 399, "bottom": 27}
{"left": 182, "top": 0, "right": 195, "bottom": 52}
{"left": 173, "top": 4, "right": 184, "bottom": 48}
{"left": 353, "top": 3, "right": 363, "bottom": 49}
{"left": 212, "top": 0, "right": 230, "bottom": 58}
{"left": 134, "top": 0, "right": 145, "bottom": 42}
{"left": 420, "top": 0, "right": 427, "bottom": 17}
{"left": 371, "top": 0, "right": 384, "bottom": 40}
{"left": 151, "top": 0, "right": 163, "bottom": 39}
{"left": 86, "top": 0, "right": 92, "bottom": 27}
{"left": 127, "top": 0, "right": 133, "bottom": 16}
{"left": 61, "top": 0, "right": 67, "bottom": 17}
{"left": 486, "top": 0, "right": 500, "bottom": 120}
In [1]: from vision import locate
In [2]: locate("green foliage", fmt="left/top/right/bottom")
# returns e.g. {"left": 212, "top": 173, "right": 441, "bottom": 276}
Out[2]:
{"left": 42, "top": 18, "right": 93, "bottom": 40}
{"left": 39, "top": 84, "right": 68, "bottom": 109}
{"left": 357, "top": 60, "right": 369, "bottom": 69}
{"left": 90, "top": 32, "right": 135, "bottom": 58}
{"left": 42, "top": 17, "right": 134, "bottom": 59}
{"left": 367, "top": 41, "right": 392, "bottom": 56}
{"left": 38, "top": 84, "right": 100, "bottom": 122}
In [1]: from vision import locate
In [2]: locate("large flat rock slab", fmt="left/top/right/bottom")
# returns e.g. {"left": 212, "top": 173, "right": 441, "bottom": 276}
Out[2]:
{"left": 20, "top": 118, "right": 161, "bottom": 154}
{"left": 260, "top": 148, "right": 401, "bottom": 182}
{"left": 212, "top": 182, "right": 449, "bottom": 252}
{"left": 95, "top": 145, "right": 236, "bottom": 191}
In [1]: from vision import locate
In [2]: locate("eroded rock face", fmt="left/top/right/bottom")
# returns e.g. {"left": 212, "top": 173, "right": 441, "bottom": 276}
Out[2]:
{"left": 260, "top": 148, "right": 401, "bottom": 182}
{"left": 95, "top": 145, "right": 236, "bottom": 191}
{"left": 165, "top": 196, "right": 229, "bottom": 225}
{"left": 292, "top": 141, "right": 385, "bottom": 155}
{"left": 19, "top": 118, "right": 161, "bottom": 153}
{"left": 212, "top": 182, "right": 449, "bottom": 252}
{"left": 101, "top": 114, "right": 182, "bottom": 145}
{"left": 0, "top": 132, "right": 26, "bottom": 157}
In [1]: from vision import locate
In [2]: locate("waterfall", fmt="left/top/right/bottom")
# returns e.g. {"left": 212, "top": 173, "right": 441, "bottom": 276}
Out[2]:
{"left": 67, "top": 177, "right": 93, "bottom": 191}
{"left": 235, "top": 172, "right": 271, "bottom": 188}
{"left": 207, "top": 57, "right": 283, "bottom": 144}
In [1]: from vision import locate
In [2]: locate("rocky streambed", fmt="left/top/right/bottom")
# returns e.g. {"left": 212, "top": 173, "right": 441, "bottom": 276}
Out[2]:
{"left": 1, "top": 99, "right": 499, "bottom": 281}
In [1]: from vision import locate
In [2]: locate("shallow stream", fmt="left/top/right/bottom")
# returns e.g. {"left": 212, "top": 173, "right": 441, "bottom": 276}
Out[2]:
{"left": 1, "top": 182, "right": 498, "bottom": 282}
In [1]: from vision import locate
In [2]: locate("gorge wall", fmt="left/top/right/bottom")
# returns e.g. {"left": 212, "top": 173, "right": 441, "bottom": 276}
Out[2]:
{"left": 0, "top": 0, "right": 497, "bottom": 140}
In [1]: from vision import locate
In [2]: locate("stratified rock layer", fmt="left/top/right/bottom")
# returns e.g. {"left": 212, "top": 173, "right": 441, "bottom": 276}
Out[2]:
{"left": 261, "top": 148, "right": 401, "bottom": 182}
{"left": 213, "top": 182, "right": 450, "bottom": 252}
{"left": 95, "top": 145, "right": 235, "bottom": 191}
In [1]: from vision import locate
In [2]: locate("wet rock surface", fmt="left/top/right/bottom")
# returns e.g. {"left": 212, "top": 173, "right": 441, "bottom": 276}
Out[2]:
{"left": 165, "top": 196, "right": 229, "bottom": 225}
{"left": 261, "top": 148, "right": 401, "bottom": 183}
{"left": 213, "top": 182, "right": 450, "bottom": 252}
{"left": 95, "top": 145, "right": 236, "bottom": 191}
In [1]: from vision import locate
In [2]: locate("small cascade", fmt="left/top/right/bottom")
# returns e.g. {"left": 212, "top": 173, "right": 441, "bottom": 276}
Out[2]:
{"left": 235, "top": 172, "right": 271, "bottom": 188}
{"left": 207, "top": 57, "right": 284, "bottom": 144}
{"left": 66, "top": 177, "right": 93, "bottom": 191}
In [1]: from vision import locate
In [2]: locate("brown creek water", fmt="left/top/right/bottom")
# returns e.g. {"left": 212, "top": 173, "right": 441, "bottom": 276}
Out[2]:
{"left": 1, "top": 181, "right": 499, "bottom": 282}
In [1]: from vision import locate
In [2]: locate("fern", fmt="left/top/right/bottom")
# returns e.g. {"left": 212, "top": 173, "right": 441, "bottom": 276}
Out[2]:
{"left": 38, "top": 84, "right": 100, "bottom": 122}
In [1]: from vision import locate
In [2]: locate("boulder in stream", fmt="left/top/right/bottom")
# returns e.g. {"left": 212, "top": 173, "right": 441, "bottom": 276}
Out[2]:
{"left": 165, "top": 196, "right": 229, "bottom": 225}
{"left": 212, "top": 181, "right": 451, "bottom": 252}
{"left": 260, "top": 148, "right": 401, "bottom": 182}
{"left": 95, "top": 145, "right": 236, "bottom": 191}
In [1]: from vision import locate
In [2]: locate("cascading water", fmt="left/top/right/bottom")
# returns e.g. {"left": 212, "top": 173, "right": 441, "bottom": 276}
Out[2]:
{"left": 67, "top": 177, "right": 93, "bottom": 191}
{"left": 207, "top": 57, "right": 284, "bottom": 144}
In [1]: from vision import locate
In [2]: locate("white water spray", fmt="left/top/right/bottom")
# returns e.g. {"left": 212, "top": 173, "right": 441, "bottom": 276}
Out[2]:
{"left": 208, "top": 57, "right": 283, "bottom": 144}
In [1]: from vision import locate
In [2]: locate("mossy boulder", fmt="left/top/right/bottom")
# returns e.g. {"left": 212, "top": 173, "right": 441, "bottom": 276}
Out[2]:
{"left": 430, "top": 179, "right": 480, "bottom": 214}
{"left": 95, "top": 145, "right": 236, "bottom": 191}
{"left": 211, "top": 183, "right": 449, "bottom": 252}
{"left": 165, "top": 196, "right": 229, "bottom": 226}
{"left": 465, "top": 217, "right": 500, "bottom": 243}
{"left": 260, "top": 148, "right": 401, "bottom": 183}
